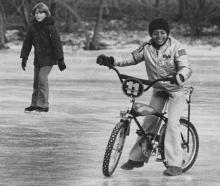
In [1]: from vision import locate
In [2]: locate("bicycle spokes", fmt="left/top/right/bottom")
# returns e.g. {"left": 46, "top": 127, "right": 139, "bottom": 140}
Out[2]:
{"left": 159, "top": 119, "right": 199, "bottom": 172}
{"left": 102, "top": 123, "right": 127, "bottom": 176}
{"left": 180, "top": 121, "right": 199, "bottom": 171}
{"left": 111, "top": 132, "right": 124, "bottom": 163}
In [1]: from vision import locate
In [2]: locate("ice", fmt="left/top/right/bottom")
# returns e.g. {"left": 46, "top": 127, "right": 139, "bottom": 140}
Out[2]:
{"left": 0, "top": 44, "right": 220, "bottom": 185}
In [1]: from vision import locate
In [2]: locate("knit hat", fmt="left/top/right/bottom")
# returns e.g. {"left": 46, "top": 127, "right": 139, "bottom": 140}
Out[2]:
{"left": 148, "top": 18, "right": 170, "bottom": 36}
{"left": 32, "top": 2, "right": 51, "bottom": 17}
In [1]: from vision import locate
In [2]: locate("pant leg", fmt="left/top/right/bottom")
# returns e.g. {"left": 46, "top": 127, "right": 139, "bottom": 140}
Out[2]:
{"left": 37, "top": 66, "right": 52, "bottom": 108}
{"left": 129, "top": 89, "right": 167, "bottom": 162}
{"left": 164, "top": 91, "right": 187, "bottom": 167}
{"left": 31, "top": 67, "right": 40, "bottom": 106}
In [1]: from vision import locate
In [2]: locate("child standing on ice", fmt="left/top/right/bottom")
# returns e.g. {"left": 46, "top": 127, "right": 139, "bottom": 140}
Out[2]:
{"left": 20, "top": 2, "right": 66, "bottom": 112}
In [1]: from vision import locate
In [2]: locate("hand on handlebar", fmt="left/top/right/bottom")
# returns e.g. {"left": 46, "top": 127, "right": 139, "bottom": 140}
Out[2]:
{"left": 169, "top": 75, "right": 179, "bottom": 85}
{"left": 96, "top": 55, "right": 114, "bottom": 67}
{"left": 170, "top": 74, "right": 185, "bottom": 85}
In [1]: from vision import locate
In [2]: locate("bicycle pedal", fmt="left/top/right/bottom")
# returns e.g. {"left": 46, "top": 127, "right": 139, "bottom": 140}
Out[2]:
{"left": 136, "top": 129, "right": 144, "bottom": 136}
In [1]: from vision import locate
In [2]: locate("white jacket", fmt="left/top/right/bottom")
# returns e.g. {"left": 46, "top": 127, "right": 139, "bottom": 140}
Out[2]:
{"left": 114, "top": 37, "right": 192, "bottom": 92}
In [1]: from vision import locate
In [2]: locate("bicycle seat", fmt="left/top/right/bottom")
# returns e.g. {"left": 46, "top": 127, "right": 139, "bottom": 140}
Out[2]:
{"left": 133, "top": 102, "right": 157, "bottom": 116}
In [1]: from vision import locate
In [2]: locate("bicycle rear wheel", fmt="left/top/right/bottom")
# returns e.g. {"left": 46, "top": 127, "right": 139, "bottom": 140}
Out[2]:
{"left": 102, "top": 122, "right": 127, "bottom": 177}
{"left": 161, "top": 118, "right": 199, "bottom": 172}
{"left": 180, "top": 118, "right": 199, "bottom": 172}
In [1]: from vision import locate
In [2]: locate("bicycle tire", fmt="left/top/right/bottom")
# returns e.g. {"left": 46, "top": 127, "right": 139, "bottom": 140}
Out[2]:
{"left": 161, "top": 118, "right": 199, "bottom": 172}
{"left": 102, "top": 122, "right": 127, "bottom": 177}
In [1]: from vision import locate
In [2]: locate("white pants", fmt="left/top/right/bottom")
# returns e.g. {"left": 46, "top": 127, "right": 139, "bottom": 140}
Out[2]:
{"left": 129, "top": 89, "right": 188, "bottom": 167}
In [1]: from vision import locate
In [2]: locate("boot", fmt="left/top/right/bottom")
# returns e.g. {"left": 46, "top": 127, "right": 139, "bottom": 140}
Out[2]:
{"left": 24, "top": 106, "right": 37, "bottom": 112}
{"left": 163, "top": 166, "right": 182, "bottom": 176}
{"left": 120, "top": 160, "right": 144, "bottom": 170}
{"left": 36, "top": 107, "right": 49, "bottom": 112}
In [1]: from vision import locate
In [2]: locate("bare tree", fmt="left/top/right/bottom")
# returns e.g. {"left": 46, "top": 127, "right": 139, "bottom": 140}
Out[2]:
{"left": 55, "top": 0, "right": 107, "bottom": 50}
{"left": 64, "top": 0, "right": 80, "bottom": 32}
{"left": 49, "top": 0, "right": 57, "bottom": 16}
{"left": 0, "top": 0, "right": 6, "bottom": 49}
{"left": 7, "top": 0, "right": 32, "bottom": 30}
{"left": 139, "top": 0, "right": 164, "bottom": 20}
{"left": 177, "top": 0, "right": 184, "bottom": 20}
{"left": 154, "top": 0, "right": 160, "bottom": 17}
{"left": 20, "top": 0, "right": 32, "bottom": 29}
{"left": 55, "top": 0, "right": 91, "bottom": 49}
{"left": 182, "top": 0, "right": 219, "bottom": 37}
{"left": 90, "top": 0, "right": 107, "bottom": 50}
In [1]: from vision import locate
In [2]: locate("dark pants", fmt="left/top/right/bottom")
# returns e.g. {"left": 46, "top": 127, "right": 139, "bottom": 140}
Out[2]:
{"left": 31, "top": 66, "right": 52, "bottom": 108}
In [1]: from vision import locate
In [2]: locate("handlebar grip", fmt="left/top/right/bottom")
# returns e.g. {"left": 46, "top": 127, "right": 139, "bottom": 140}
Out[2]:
{"left": 161, "top": 77, "right": 173, "bottom": 82}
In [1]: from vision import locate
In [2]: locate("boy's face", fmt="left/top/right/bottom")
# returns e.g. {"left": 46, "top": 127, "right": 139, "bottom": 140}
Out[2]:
{"left": 151, "top": 29, "right": 168, "bottom": 46}
{"left": 35, "top": 9, "right": 47, "bottom": 22}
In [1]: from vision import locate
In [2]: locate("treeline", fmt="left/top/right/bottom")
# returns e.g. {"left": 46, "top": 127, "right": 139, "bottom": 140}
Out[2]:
{"left": 0, "top": 0, "right": 220, "bottom": 49}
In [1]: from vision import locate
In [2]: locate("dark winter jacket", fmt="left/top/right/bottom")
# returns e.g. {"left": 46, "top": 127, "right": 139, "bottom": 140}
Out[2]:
{"left": 20, "top": 16, "right": 64, "bottom": 67}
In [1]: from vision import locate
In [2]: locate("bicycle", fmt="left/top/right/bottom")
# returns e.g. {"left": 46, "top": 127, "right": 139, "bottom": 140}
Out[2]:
{"left": 102, "top": 66, "right": 199, "bottom": 177}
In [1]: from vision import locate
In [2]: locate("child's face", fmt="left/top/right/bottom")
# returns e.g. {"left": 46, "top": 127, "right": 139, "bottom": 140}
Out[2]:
{"left": 35, "top": 9, "right": 47, "bottom": 22}
{"left": 151, "top": 29, "right": 168, "bottom": 46}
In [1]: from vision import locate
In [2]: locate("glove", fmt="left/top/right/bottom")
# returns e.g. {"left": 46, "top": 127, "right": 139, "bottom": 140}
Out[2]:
{"left": 21, "top": 59, "right": 27, "bottom": 71}
{"left": 58, "top": 60, "right": 66, "bottom": 71}
{"left": 170, "top": 74, "right": 184, "bottom": 85}
{"left": 96, "top": 55, "right": 114, "bottom": 67}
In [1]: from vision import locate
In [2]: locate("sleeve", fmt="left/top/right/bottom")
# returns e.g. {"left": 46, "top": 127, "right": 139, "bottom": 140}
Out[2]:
{"left": 20, "top": 27, "right": 33, "bottom": 60}
{"left": 174, "top": 43, "right": 192, "bottom": 85}
{"left": 49, "top": 25, "right": 64, "bottom": 62}
{"left": 113, "top": 43, "right": 145, "bottom": 67}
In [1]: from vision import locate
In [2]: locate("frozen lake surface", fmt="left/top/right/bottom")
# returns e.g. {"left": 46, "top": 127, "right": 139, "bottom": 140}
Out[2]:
{"left": 0, "top": 46, "right": 220, "bottom": 186}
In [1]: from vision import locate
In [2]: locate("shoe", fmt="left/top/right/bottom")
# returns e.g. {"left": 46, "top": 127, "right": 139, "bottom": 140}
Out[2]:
{"left": 24, "top": 106, "right": 37, "bottom": 112}
{"left": 163, "top": 166, "right": 182, "bottom": 176}
{"left": 36, "top": 107, "right": 49, "bottom": 112}
{"left": 120, "top": 160, "right": 144, "bottom": 170}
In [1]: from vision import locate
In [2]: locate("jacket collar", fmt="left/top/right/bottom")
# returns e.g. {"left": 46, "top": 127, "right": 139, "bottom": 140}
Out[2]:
{"left": 149, "top": 37, "right": 171, "bottom": 56}
{"left": 32, "top": 16, "right": 55, "bottom": 26}
{"left": 150, "top": 37, "right": 170, "bottom": 50}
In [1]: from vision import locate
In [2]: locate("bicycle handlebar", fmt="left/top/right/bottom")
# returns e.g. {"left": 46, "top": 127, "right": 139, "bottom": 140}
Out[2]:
{"left": 109, "top": 66, "right": 173, "bottom": 91}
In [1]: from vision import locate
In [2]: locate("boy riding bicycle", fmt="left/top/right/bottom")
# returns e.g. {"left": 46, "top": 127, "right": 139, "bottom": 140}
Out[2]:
{"left": 97, "top": 18, "right": 192, "bottom": 176}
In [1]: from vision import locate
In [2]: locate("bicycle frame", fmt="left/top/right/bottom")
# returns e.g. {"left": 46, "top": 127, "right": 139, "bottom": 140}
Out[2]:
{"left": 102, "top": 66, "right": 198, "bottom": 177}
{"left": 129, "top": 99, "right": 169, "bottom": 148}
{"left": 110, "top": 66, "right": 193, "bottom": 151}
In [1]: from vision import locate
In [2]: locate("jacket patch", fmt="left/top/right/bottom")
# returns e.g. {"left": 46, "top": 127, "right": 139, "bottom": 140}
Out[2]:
{"left": 178, "top": 49, "right": 186, "bottom": 56}
{"left": 163, "top": 54, "right": 171, "bottom": 59}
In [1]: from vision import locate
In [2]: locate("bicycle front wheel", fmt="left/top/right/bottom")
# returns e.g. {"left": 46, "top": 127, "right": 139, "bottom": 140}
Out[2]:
{"left": 102, "top": 122, "right": 127, "bottom": 177}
